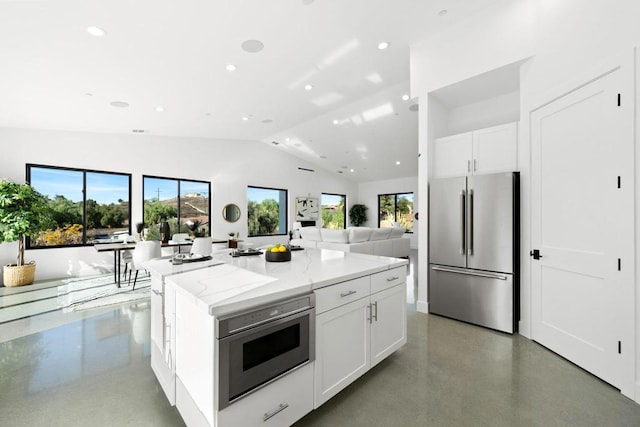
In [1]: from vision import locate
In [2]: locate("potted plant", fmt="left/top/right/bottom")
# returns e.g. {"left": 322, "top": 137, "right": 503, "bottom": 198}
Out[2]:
{"left": 0, "top": 179, "right": 55, "bottom": 287}
{"left": 348, "top": 204, "right": 368, "bottom": 227}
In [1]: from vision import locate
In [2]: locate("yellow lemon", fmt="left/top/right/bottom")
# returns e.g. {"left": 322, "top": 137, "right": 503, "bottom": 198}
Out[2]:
{"left": 279, "top": 246, "right": 286, "bottom": 252}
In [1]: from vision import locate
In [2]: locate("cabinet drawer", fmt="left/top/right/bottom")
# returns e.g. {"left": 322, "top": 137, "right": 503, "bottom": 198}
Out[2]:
{"left": 315, "top": 276, "right": 370, "bottom": 314}
{"left": 217, "top": 362, "right": 314, "bottom": 427}
{"left": 371, "top": 267, "right": 405, "bottom": 294}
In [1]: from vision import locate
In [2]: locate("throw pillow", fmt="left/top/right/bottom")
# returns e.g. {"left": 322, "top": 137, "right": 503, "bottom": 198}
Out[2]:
{"left": 321, "top": 228, "right": 349, "bottom": 243}
{"left": 369, "top": 228, "right": 392, "bottom": 241}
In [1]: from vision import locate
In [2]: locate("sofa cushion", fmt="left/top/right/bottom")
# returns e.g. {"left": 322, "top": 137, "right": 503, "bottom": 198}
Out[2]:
{"left": 321, "top": 228, "right": 349, "bottom": 243}
{"left": 348, "top": 227, "right": 372, "bottom": 243}
{"left": 300, "top": 227, "right": 322, "bottom": 242}
{"left": 369, "top": 228, "right": 392, "bottom": 241}
{"left": 388, "top": 226, "right": 405, "bottom": 238}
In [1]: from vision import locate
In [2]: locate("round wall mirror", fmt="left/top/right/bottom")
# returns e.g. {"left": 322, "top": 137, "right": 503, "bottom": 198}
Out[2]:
{"left": 222, "top": 204, "right": 241, "bottom": 223}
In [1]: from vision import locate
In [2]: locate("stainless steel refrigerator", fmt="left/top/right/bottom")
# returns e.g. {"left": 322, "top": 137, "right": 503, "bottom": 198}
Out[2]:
{"left": 429, "top": 172, "right": 519, "bottom": 333}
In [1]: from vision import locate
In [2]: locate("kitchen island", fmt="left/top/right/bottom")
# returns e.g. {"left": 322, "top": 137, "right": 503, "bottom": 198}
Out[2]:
{"left": 151, "top": 248, "right": 408, "bottom": 427}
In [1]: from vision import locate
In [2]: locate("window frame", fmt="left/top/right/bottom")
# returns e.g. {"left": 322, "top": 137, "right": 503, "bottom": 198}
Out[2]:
{"left": 377, "top": 192, "right": 414, "bottom": 233}
{"left": 26, "top": 163, "right": 132, "bottom": 249}
{"left": 321, "top": 192, "right": 347, "bottom": 230}
{"left": 142, "top": 174, "right": 211, "bottom": 237}
{"left": 247, "top": 185, "right": 288, "bottom": 237}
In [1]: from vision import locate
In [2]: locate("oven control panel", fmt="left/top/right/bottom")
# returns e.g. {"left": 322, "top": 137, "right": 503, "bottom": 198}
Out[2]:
{"left": 218, "top": 294, "right": 314, "bottom": 338}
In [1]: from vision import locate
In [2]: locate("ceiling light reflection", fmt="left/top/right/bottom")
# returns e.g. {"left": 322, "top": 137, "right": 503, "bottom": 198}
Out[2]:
{"left": 312, "top": 92, "right": 343, "bottom": 107}
{"left": 362, "top": 102, "right": 394, "bottom": 122}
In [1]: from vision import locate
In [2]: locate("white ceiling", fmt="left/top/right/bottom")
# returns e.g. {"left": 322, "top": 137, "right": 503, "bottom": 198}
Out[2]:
{"left": 0, "top": 0, "right": 504, "bottom": 183}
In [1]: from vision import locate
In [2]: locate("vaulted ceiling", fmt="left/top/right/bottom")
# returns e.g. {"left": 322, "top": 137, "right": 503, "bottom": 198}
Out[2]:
{"left": 0, "top": 0, "right": 504, "bottom": 182}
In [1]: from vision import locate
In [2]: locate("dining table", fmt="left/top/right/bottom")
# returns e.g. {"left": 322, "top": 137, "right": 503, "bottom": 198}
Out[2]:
{"left": 94, "top": 240, "right": 195, "bottom": 287}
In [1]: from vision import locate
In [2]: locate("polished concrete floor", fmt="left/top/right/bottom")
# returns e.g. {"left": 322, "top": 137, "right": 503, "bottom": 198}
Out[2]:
{"left": 1, "top": 251, "right": 640, "bottom": 426}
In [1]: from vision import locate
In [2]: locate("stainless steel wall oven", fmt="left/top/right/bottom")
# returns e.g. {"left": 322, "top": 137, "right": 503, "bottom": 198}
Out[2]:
{"left": 217, "top": 293, "right": 315, "bottom": 409}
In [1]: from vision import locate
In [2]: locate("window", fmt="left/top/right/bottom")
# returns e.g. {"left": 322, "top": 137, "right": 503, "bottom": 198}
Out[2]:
{"left": 247, "top": 186, "right": 288, "bottom": 236}
{"left": 378, "top": 192, "right": 414, "bottom": 233}
{"left": 321, "top": 193, "right": 346, "bottom": 229}
{"left": 27, "top": 164, "right": 131, "bottom": 247}
{"left": 143, "top": 176, "right": 210, "bottom": 239}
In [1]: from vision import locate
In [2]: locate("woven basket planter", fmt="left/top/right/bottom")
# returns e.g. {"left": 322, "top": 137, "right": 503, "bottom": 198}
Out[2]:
{"left": 3, "top": 262, "right": 36, "bottom": 287}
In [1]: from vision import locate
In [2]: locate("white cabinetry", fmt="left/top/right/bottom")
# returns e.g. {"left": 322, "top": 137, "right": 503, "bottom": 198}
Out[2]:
{"left": 150, "top": 273, "right": 177, "bottom": 405}
{"left": 314, "top": 267, "right": 407, "bottom": 408}
{"left": 217, "top": 363, "right": 314, "bottom": 427}
{"left": 433, "top": 122, "right": 517, "bottom": 178}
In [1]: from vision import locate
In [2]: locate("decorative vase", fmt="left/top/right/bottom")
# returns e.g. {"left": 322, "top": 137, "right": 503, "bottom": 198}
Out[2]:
{"left": 160, "top": 222, "right": 171, "bottom": 244}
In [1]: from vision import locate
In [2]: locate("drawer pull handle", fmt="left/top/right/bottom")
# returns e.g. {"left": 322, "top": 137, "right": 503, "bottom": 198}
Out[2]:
{"left": 340, "top": 290, "right": 357, "bottom": 297}
{"left": 373, "top": 301, "right": 378, "bottom": 321}
{"left": 264, "top": 403, "right": 289, "bottom": 421}
{"left": 386, "top": 276, "right": 399, "bottom": 282}
{"left": 152, "top": 289, "right": 163, "bottom": 296}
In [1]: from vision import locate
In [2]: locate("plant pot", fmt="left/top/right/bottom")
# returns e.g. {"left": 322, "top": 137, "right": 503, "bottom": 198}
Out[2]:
{"left": 159, "top": 222, "right": 170, "bottom": 244}
{"left": 3, "top": 262, "right": 36, "bottom": 287}
{"left": 265, "top": 250, "right": 291, "bottom": 262}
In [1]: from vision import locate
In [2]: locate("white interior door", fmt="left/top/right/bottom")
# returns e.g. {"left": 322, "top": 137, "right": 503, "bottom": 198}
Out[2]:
{"left": 530, "top": 66, "right": 634, "bottom": 392}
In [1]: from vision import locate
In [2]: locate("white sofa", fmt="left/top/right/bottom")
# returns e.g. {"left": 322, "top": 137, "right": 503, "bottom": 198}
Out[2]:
{"left": 291, "top": 226, "right": 410, "bottom": 258}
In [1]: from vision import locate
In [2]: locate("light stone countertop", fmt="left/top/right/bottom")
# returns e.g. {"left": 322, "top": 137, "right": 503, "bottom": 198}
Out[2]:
{"left": 164, "top": 248, "right": 408, "bottom": 317}
{"left": 144, "top": 256, "right": 226, "bottom": 280}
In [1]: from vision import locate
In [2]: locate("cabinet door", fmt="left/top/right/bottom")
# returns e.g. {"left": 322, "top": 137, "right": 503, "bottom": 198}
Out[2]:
{"left": 432, "top": 132, "right": 473, "bottom": 178}
{"left": 314, "top": 297, "right": 371, "bottom": 408}
{"left": 370, "top": 284, "right": 407, "bottom": 367}
{"left": 472, "top": 122, "right": 517, "bottom": 174}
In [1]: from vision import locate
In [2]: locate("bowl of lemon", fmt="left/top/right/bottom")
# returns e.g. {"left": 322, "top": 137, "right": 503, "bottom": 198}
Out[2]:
{"left": 265, "top": 244, "right": 292, "bottom": 262}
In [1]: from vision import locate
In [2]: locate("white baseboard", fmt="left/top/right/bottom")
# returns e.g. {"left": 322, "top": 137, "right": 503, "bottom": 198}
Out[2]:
{"left": 633, "top": 382, "right": 640, "bottom": 404}
{"left": 416, "top": 300, "right": 428, "bottom": 314}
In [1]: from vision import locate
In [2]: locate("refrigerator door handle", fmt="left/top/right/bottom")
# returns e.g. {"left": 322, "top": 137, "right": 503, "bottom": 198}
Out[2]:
{"left": 460, "top": 189, "right": 466, "bottom": 255}
{"left": 431, "top": 265, "right": 508, "bottom": 281}
{"left": 468, "top": 189, "right": 474, "bottom": 255}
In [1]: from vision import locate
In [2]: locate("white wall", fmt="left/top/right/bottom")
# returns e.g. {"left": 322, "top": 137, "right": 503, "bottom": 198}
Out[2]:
{"left": 410, "top": 0, "right": 640, "bottom": 403}
{"left": 0, "top": 127, "right": 357, "bottom": 281}
{"left": 446, "top": 91, "right": 520, "bottom": 136}
{"left": 357, "top": 176, "right": 419, "bottom": 249}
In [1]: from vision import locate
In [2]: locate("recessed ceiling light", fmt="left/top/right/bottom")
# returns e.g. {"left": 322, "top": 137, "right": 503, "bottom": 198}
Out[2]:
{"left": 337, "top": 171, "right": 343, "bottom": 174}
{"left": 302, "top": 0, "right": 315, "bottom": 4}
{"left": 155, "top": 106, "right": 165, "bottom": 112}
{"left": 86, "top": 26, "right": 106, "bottom": 37}
{"left": 132, "top": 129, "right": 145, "bottom": 133}
{"left": 438, "top": 9, "right": 448, "bottom": 16}
{"left": 241, "top": 39, "right": 264, "bottom": 53}
{"left": 85, "top": 93, "right": 93, "bottom": 97}
{"left": 377, "top": 41, "right": 390, "bottom": 50}
{"left": 110, "top": 101, "right": 129, "bottom": 108}
{"left": 262, "top": 119, "right": 273, "bottom": 123}
{"left": 333, "top": 119, "right": 339, "bottom": 125}
{"left": 225, "top": 64, "right": 237, "bottom": 72}
{"left": 341, "top": 166, "right": 348, "bottom": 169}
{"left": 242, "top": 116, "right": 249, "bottom": 121}
{"left": 320, "top": 155, "right": 327, "bottom": 159}
{"left": 401, "top": 94, "right": 410, "bottom": 101}
{"left": 205, "top": 112, "right": 212, "bottom": 116}
{"left": 304, "top": 84, "right": 313, "bottom": 91}
{"left": 350, "top": 169, "right": 355, "bottom": 173}
{"left": 285, "top": 137, "right": 290, "bottom": 142}
{"left": 396, "top": 161, "right": 401, "bottom": 165}
{"left": 409, "top": 104, "right": 419, "bottom": 112}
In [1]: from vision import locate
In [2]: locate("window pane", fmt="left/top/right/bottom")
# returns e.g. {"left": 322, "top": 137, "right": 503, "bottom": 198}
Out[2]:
{"left": 86, "top": 172, "right": 130, "bottom": 243}
{"left": 30, "top": 167, "right": 84, "bottom": 246}
{"left": 397, "top": 193, "right": 414, "bottom": 233}
{"left": 321, "top": 193, "right": 346, "bottom": 229}
{"left": 378, "top": 195, "right": 396, "bottom": 228}
{"left": 143, "top": 177, "right": 178, "bottom": 240}
{"left": 247, "top": 187, "right": 287, "bottom": 236}
{"left": 179, "top": 180, "right": 210, "bottom": 237}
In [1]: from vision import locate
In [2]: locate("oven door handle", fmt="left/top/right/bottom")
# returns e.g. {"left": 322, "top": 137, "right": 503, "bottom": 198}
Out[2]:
{"left": 263, "top": 403, "right": 289, "bottom": 421}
